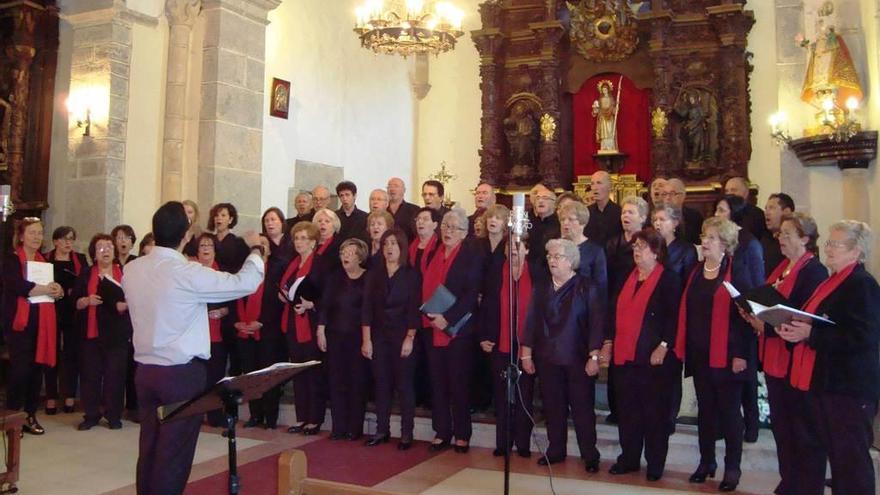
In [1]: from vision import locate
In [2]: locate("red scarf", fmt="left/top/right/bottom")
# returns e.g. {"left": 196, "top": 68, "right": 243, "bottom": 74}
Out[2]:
{"left": 409, "top": 234, "right": 438, "bottom": 273}
{"left": 49, "top": 250, "right": 82, "bottom": 276}
{"left": 280, "top": 253, "right": 315, "bottom": 343}
{"left": 789, "top": 261, "right": 857, "bottom": 391}
{"left": 760, "top": 253, "right": 813, "bottom": 378}
{"left": 674, "top": 259, "right": 733, "bottom": 369}
{"left": 317, "top": 235, "right": 335, "bottom": 256}
{"left": 614, "top": 264, "right": 665, "bottom": 365}
{"left": 499, "top": 260, "right": 532, "bottom": 354}
{"left": 421, "top": 242, "right": 463, "bottom": 347}
{"left": 12, "top": 248, "right": 57, "bottom": 367}
{"left": 206, "top": 261, "right": 223, "bottom": 343}
{"left": 236, "top": 282, "right": 264, "bottom": 341}
{"left": 85, "top": 264, "right": 124, "bottom": 340}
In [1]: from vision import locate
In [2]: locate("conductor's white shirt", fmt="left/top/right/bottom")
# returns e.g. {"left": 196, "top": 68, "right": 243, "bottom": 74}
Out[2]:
{"left": 123, "top": 246, "right": 264, "bottom": 366}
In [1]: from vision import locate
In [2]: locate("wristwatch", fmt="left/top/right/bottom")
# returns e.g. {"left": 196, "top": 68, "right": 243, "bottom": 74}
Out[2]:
{"left": 590, "top": 355, "right": 599, "bottom": 361}
{"left": 659, "top": 341, "right": 669, "bottom": 349}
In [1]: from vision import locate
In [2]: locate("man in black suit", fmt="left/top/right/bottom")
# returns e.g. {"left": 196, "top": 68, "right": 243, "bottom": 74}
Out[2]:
{"left": 584, "top": 171, "right": 622, "bottom": 245}
{"left": 336, "top": 181, "right": 369, "bottom": 242}
{"left": 421, "top": 180, "right": 450, "bottom": 217}
{"left": 387, "top": 177, "right": 420, "bottom": 241}
{"left": 286, "top": 191, "right": 315, "bottom": 231}
{"left": 665, "top": 178, "right": 704, "bottom": 245}
{"left": 725, "top": 176, "right": 768, "bottom": 240}
{"left": 761, "top": 193, "right": 794, "bottom": 274}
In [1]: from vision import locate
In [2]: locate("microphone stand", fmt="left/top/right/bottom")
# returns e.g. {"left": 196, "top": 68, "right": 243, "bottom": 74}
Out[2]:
{"left": 503, "top": 211, "right": 528, "bottom": 495}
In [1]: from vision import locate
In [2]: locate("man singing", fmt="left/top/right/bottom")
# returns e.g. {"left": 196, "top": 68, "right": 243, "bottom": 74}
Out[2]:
{"left": 123, "top": 201, "right": 265, "bottom": 495}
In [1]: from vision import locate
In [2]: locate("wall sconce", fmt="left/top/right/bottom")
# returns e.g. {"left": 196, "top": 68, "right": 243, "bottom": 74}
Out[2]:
{"left": 769, "top": 112, "right": 792, "bottom": 147}
{"left": 814, "top": 89, "right": 861, "bottom": 143}
{"left": 66, "top": 85, "right": 109, "bottom": 138}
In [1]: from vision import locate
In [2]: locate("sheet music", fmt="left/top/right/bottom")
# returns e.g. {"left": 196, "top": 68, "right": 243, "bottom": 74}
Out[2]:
{"left": 287, "top": 276, "right": 305, "bottom": 302}
{"left": 27, "top": 261, "right": 55, "bottom": 304}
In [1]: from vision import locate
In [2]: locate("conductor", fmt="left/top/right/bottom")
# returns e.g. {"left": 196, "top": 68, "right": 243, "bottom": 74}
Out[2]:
{"left": 123, "top": 202, "right": 265, "bottom": 495}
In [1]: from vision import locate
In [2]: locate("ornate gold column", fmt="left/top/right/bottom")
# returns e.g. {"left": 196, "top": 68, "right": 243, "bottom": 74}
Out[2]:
{"left": 161, "top": 0, "right": 201, "bottom": 202}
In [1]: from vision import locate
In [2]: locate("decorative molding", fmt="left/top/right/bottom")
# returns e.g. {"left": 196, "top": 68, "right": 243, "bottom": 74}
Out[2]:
{"left": 165, "top": 0, "right": 201, "bottom": 27}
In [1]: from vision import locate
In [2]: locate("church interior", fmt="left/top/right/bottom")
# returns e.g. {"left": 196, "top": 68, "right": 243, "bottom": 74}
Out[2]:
{"left": 1, "top": 0, "right": 879, "bottom": 493}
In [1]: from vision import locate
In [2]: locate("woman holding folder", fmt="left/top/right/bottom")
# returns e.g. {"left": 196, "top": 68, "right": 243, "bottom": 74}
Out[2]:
{"left": 778, "top": 220, "right": 880, "bottom": 495}
{"left": 73, "top": 234, "right": 130, "bottom": 430}
{"left": 739, "top": 212, "right": 827, "bottom": 495}
{"left": 673, "top": 217, "right": 755, "bottom": 492}
{"left": 422, "top": 208, "right": 483, "bottom": 453}
{"left": 3, "top": 217, "right": 63, "bottom": 434}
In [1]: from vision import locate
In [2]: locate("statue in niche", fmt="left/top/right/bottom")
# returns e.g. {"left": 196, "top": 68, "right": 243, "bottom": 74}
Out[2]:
{"left": 503, "top": 101, "right": 540, "bottom": 178}
{"left": 592, "top": 79, "right": 620, "bottom": 153}
{"left": 674, "top": 88, "right": 718, "bottom": 168}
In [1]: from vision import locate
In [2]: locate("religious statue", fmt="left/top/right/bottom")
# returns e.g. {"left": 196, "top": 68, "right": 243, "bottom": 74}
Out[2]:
{"left": 674, "top": 89, "right": 719, "bottom": 168}
{"left": 503, "top": 101, "right": 540, "bottom": 177}
{"left": 592, "top": 79, "right": 619, "bottom": 153}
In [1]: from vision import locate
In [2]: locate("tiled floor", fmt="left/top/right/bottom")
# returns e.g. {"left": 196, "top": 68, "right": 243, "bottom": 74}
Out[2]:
{"left": 8, "top": 411, "right": 796, "bottom": 495}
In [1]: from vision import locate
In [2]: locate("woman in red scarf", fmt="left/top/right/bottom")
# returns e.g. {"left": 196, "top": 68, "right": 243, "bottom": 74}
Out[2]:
{"left": 778, "top": 220, "right": 880, "bottom": 495}
{"left": 673, "top": 217, "right": 755, "bottom": 492}
{"left": 608, "top": 230, "right": 682, "bottom": 481}
{"left": 46, "top": 226, "right": 89, "bottom": 415}
{"left": 196, "top": 233, "right": 231, "bottom": 427}
{"left": 410, "top": 207, "right": 441, "bottom": 409}
{"left": 739, "top": 213, "right": 827, "bottom": 495}
{"left": 72, "top": 234, "right": 129, "bottom": 430}
{"left": 282, "top": 221, "right": 325, "bottom": 435}
{"left": 422, "top": 208, "right": 483, "bottom": 453}
{"left": 2, "top": 218, "right": 63, "bottom": 434}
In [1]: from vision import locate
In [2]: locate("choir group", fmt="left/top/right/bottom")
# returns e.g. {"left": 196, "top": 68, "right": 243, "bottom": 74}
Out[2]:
{"left": 3, "top": 172, "right": 879, "bottom": 495}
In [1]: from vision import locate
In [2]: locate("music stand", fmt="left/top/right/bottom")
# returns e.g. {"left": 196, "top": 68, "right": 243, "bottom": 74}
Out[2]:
{"left": 158, "top": 360, "right": 320, "bottom": 495}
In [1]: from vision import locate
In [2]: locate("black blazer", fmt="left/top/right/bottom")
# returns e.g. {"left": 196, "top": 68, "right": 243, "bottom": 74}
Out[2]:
{"left": 47, "top": 251, "right": 90, "bottom": 325}
{"left": 733, "top": 229, "right": 765, "bottom": 289}
{"left": 665, "top": 238, "right": 697, "bottom": 285}
{"left": 806, "top": 264, "right": 880, "bottom": 400}
{"left": 577, "top": 239, "right": 608, "bottom": 294}
{"left": 319, "top": 269, "right": 367, "bottom": 337}
{"left": 2, "top": 253, "right": 38, "bottom": 335}
{"left": 362, "top": 265, "right": 421, "bottom": 344}
{"left": 609, "top": 267, "right": 681, "bottom": 367}
{"left": 762, "top": 256, "right": 827, "bottom": 357}
{"left": 680, "top": 205, "right": 704, "bottom": 246}
{"left": 215, "top": 233, "right": 249, "bottom": 273}
{"left": 585, "top": 200, "right": 623, "bottom": 245}
{"left": 337, "top": 207, "right": 369, "bottom": 243}
{"left": 429, "top": 242, "right": 484, "bottom": 340}
{"left": 523, "top": 274, "right": 604, "bottom": 367}
{"left": 72, "top": 268, "right": 131, "bottom": 348}
{"left": 477, "top": 238, "right": 507, "bottom": 344}
{"left": 391, "top": 201, "right": 420, "bottom": 242}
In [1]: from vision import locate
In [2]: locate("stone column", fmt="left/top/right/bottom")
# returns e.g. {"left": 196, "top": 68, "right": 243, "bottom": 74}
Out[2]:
{"left": 62, "top": 4, "right": 134, "bottom": 235}
{"left": 840, "top": 167, "right": 870, "bottom": 223}
{"left": 161, "top": 0, "right": 201, "bottom": 202}
{"left": 198, "top": 0, "right": 280, "bottom": 230}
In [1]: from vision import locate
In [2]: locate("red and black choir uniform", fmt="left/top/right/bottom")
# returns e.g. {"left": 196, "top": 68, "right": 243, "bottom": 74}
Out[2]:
{"left": 362, "top": 262, "right": 421, "bottom": 442}
{"left": 281, "top": 249, "right": 325, "bottom": 428}
{"left": 2, "top": 249, "right": 58, "bottom": 416}
{"left": 215, "top": 231, "right": 250, "bottom": 377}
{"left": 673, "top": 256, "right": 756, "bottom": 484}
{"left": 604, "top": 232, "right": 636, "bottom": 424}
{"left": 470, "top": 238, "right": 506, "bottom": 413}
{"left": 787, "top": 262, "right": 880, "bottom": 495}
{"left": 321, "top": 268, "right": 368, "bottom": 439}
{"left": 72, "top": 264, "right": 129, "bottom": 428}
{"left": 663, "top": 237, "right": 697, "bottom": 429}
{"left": 478, "top": 247, "right": 535, "bottom": 455}
{"left": 422, "top": 240, "right": 483, "bottom": 445}
{"left": 410, "top": 232, "right": 439, "bottom": 408}
{"left": 115, "top": 253, "right": 140, "bottom": 418}
{"left": 522, "top": 273, "right": 605, "bottom": 465}
{"left": 46, "top": 249, "right": 88, "bottom": 406}
{"left": 203, "top": 260, "right": 230, "bottom": 427}
{"left": 758, "top": 252, "right": 826, "bottom": 495}
{"left": 609, "top": 264, "right": 681, "bottom": 478}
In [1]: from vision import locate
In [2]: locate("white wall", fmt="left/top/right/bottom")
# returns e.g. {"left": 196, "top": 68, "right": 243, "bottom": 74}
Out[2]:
{"left": 261, "top": 0, "right": 417, "bottom": 215}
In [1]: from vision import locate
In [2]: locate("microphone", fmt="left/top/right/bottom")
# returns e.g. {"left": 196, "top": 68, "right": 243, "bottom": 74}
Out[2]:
{"left": 0, "top": 185, "right": 12, "bottom": 223}
{"left": 509, "top": 192, "right": 530, "bottom": 243}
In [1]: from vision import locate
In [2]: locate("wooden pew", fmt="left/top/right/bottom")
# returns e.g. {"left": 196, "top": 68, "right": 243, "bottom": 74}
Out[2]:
{"left": 278, "top": 449, "right": 404, "bottom": 495}
{"left": 0, "top": 410, "right": 26, "bottom": 494}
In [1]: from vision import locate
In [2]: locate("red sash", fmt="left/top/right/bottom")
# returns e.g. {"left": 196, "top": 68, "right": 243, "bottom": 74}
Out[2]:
{"left": 206, "top": 261, "right": 223, "bottom": 343}
{"left": 85, "top": 264, "right": 124, "bottom": 340}
{"left": 409, "top": 234, "right": 438, "bottom": 273}
{"left": 614, "top": 265, "right": 665, "bottom": 365}
{"left": 317, "top": 235, "right": 334, "bottom": 256}
{"left": 280, "top": 253, "right": 315, "bottom": 343}
{"left": 12, "top": 248, "right": 58, "bottom": 367}
{"left": 422, "top": 242, "right": 463, "bottom": 347}
{"left": 760, "top": 253, "right": 813, "bottom": 378}
{"left": 789, "top": 262, "right": 857, "bottom": 391}
{"left": 674, "top": 260, "right": 733, "bottom": 369}
{"left": 499, "top": 260, "right": 532, "bottom": 354}
{"left": 236, "top": 282, "right": 264, "bottom": 341}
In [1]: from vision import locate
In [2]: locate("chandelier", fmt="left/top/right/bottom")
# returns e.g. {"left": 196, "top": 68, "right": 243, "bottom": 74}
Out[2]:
{"left": 354, "top": 0, "right": 465, "bottom": 58}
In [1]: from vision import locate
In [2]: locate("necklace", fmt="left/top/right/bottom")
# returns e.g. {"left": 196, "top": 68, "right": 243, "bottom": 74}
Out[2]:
{"left": 704, "top": 256, "right": 723, "bottom": 273}
{"left": 552, "top": 276, "right": 569, "bottom": 290}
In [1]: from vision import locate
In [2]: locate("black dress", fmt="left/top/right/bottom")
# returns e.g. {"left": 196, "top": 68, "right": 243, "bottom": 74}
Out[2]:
{"left": 47, "top": 251, "right": 89, "bottom": 401}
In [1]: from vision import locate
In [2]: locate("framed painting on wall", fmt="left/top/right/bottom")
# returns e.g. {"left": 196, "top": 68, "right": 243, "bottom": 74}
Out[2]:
{"left": 270, "top": 78, "right": 290, "bottom": 119}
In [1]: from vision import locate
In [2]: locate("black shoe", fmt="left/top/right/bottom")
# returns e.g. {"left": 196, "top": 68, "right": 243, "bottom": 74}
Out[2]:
{"left": 62, "top": 403, "right": 75, "bottom": 414}
{"left": 646, "top": 473, "right": 662, "bottom": 482}
{"left": 492, "top": 448, "right": 506, "bottom": 457}
{"left": 719, "top": 480, "right": 739, "bottom": 492}
{"left": 397, "top": 441, "right": 412, "bottom": 451}
{"left": 329, "top": 432, "right": 345, "bottom": 440}
{"left": 347, "top": 433, "right": 362, "bottom": 441}
{"left": 302, "top": 424, "right": 321, "bottom": 435}
{"left": 517, "top": 449, "right": 532, "bottom": 458}
{"left": 365, "top": 434, "right": 390, "bottom": 446}
{"left": 243, "top": 418, "right": 262, "bottom": 428}
{"left": 537, "top": 455, "right": 564, "bottom": 466}
{"left": 688, "top": 462, "right": 717, "bottom": 483}
{"left": 23, "top": 415, "right": 45, "bottom": 435}
{"left": 108, "top": 421, "right": 123, "bottom": 430}
{"left": 608, "top": 463, "right": 638, "bottom": 475}
{"left": 453, "top": 443, "right": 470, "bottom": 454}
{"left": 428, "top": 439, "right": 450, "bottom": 452}
{"left": 45, "top": 406, "right": 57, "bottom": 416}
{"left": 585, "top": 459, "right": 600, "bottom": 473}
{"left": 287, "top": 422, "right": 307, "bottom": 434}
{"left": 77, "top": 419, "right": 98, "bottom": 431}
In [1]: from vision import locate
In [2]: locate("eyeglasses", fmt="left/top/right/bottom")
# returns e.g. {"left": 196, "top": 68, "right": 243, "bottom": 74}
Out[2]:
{"left": 633, "top": 241, "right": 650, "bottom": 251}
{"left": 546, "top": 254, "right": 568, "bottom": 261}
{"left": 440, "top": 223, "right": 466, "bottom": 232}
{"left": 96, "top": 246, "right": 114, "bottom": 253}
{"left": 659, "top": 192, "right": 683, "bottom": 197}
{"left": 61, "top": 235, "right": 76, "bottom": 242}
{"left": 824, "top": 239, "right": 850, "bottom": 249}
